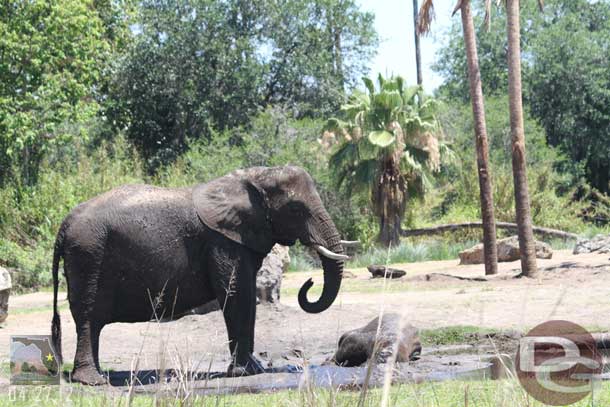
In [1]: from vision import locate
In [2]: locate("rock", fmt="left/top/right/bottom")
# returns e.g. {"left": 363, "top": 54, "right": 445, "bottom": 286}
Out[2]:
{"left": 573, "top": 234, "right": 610, "bottom": 255}
{"left": 333, "top": 313, "right": 421, "bottom": 367}
{"left": 0, "top": 267, "right": 12, "bottom": 323}
{"left": 367, "top": 265, "right": 406, "bottom": 279}
{"left": 187, "top": 244, "right": 289, "bottom": 316}
{"left": 341, "top": 241, "right": 362, "bottom": 257}
{"left": 459, "top": 236, "right": 552, "bottom": 265}
{"left": 257, "top": 244, "right": 290, "bottom": 304}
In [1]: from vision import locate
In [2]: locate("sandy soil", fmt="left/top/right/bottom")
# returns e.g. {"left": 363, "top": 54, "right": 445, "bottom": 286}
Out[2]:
{"left": 1, "top": 249, "right": 609, "bottom": 385}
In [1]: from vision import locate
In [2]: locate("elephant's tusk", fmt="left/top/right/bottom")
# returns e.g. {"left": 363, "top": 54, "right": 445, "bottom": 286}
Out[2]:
{"left": 314, "top": 245, "right": 349, "bottom": 261}
{"left": 340, "top": 240, "right": 360, "bottom": 246}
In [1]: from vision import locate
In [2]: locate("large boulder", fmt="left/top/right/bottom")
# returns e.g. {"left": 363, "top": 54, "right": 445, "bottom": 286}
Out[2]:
{"left": 573, "top": 234, "right": 610, "bottom": 255}
{"left": 0, "top": 267, "right": 12, "bottom": 323}
{"left": 256, "top": 244, "right": 290, "bottom": 304}
{"left": 459, "top": 236, "right": 552, "bottom": 265}
{"left": 188, "top": 244, "right": 290, "bottom": 315}
{"left": 332, "top": 313, "right": 421, "bottom": 367}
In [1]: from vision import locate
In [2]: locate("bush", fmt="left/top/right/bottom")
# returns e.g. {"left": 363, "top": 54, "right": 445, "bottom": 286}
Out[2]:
{"left": 426, "top": 96, "right": 586, "bottom": 233}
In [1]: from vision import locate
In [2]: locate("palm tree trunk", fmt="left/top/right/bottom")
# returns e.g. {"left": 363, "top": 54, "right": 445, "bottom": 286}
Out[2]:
{"left": 506, "top": 0, "right": 538, "bottom": 277}
{"left": 413, "top": 0, "right": 423, "bottom": 85}
{"left": 376, "top": 125, "right": 407, "bottom": 248}
{"left": 459, "top": 0, "right": 498, "bottom": 275}
{"left": 376, "top": 153, "right": 406, "bottom": 248}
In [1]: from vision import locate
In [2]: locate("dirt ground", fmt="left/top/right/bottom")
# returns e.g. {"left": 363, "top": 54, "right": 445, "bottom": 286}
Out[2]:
{"left": 1, "top": 249, "right": 609, "bottom": 388}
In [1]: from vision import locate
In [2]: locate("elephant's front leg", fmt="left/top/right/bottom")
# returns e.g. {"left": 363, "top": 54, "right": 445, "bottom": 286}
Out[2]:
{"left": 208, "top": 240, "right": 266, "bottom": 376}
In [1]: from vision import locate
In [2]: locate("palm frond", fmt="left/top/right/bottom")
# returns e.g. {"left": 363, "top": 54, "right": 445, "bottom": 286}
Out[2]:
{"left": 368, "top": 130, "right": 396, "bottom": 148}
{"left": 362, "top": 77, "right": 375, "bottom": 96}
{"left": 438, "top": 142, "right": 457, "bottom": 165}
{"left": 373, "top": 90, "right": 403, "bottom": 112}
{"left": 351, "top": 159, "right": 378, "bottom": 194}
{"left": 395, "top": 76, "right": 405, "bottom": 98}
{"left": 417, "top": 0, "right": 435, "bottom": 35}
{"left": 401, "top": 150, "right": 424, "bottom": 174}
{"left": 376, "top": 73, "right": 386, "bottom": 91}
{"left": 329, "top": 141, "right": 358, "bottom": 172}
{"left": 323, "top": 117, "right": 350, "bottom": 133}
{"left": 358, "top": 137, "right": 380, "bottom": 161}
{"left": 452, "top": 0, "right": 464, "bottom": 17}
{"left": 402, "top": 85, "right": 422, "bottom": 105}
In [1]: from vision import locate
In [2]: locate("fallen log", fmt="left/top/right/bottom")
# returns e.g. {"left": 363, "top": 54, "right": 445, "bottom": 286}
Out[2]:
{"left": 400, "top": 222, "right": 578, "bottom": 240}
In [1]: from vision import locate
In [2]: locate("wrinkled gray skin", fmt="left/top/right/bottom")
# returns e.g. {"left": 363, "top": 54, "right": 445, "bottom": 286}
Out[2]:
{"left": 51, "top": 166, "right": 344, "bottom": 385}
{"left": 333, "top": 313, "right": 421, "bottom": 367}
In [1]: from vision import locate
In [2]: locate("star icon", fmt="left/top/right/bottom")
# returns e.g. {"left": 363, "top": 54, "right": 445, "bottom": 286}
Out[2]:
{"left": 46, "top": 353, "right": 54, "bottom": 362}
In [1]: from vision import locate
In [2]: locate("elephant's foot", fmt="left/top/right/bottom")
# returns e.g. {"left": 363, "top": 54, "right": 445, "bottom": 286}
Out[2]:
{"left": 227, "top": 354, "right": 266, "bottom": 377}
{"left": 71, "top": 366, "right": 107, "bottom": 385}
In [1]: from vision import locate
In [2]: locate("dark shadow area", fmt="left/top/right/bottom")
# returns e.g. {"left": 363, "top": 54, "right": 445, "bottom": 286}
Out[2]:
{"left": 424, "top": 273, "right": 488, "bottom": 282}
{"left": 63, "top": 365, "right": 303, "bottom": 387}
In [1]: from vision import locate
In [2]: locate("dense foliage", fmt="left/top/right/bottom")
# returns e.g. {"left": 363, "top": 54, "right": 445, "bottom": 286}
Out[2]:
{"left": 0, "top": 0, "right": 129, "bottom": 186}
{"left": 109, "top": 0, "right": 378, "bottom": 169}
{"left": 434, "top": 0, "right": 610, "bottom": 194}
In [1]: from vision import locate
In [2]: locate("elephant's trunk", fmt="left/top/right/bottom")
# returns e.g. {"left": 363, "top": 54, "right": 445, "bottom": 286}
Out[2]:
{"left": 298, "top": 208, "right": 344, "bottom": 314}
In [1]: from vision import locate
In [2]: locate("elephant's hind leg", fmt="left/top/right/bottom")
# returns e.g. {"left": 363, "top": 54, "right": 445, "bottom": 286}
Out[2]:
{"left": 65, "top": 248, "right": 110, "bottom": 385}
{"left": 72, "top": 320, "right": 106, "bottom": 385}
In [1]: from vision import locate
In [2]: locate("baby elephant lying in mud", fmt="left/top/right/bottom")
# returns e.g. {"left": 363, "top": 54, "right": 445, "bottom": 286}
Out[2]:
{"left": 332, "top": 313, "right": 422, "bottom": 367}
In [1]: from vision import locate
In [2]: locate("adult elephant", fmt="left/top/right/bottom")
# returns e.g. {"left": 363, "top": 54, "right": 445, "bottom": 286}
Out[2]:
{"left": 51, "top": 166, "right": 348, "bottom": 385}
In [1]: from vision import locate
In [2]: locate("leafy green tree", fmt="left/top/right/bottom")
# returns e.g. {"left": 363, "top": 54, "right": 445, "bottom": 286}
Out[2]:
{"left": 434, "top": 0, "right": 610, "bottom": 195}
{"left": 437, "top": 96, "right": 582, "bottom": 231}
{"left": 326, "top": 75, "right": 445, "bottom": 246}
{"left": 110, "top": 0, "right": 378, "bottom": 169}
{"left": 0, "top": 0, "right": 129, "bottom": 186}
{"left": 528, "top": 0, "right": 610, "bottom": 194}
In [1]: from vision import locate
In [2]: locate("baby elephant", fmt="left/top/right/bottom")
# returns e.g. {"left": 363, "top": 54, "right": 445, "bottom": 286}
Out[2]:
{"left": 333, "top": 313, "right": 421, "bottom": 367}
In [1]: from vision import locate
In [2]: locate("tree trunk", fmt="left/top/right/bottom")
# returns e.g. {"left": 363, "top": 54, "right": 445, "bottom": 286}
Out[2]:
{"left": 375, "top": 122, "right": 407, "bottom": 248}
{"left": 329, "top": 7, "right": 345, "bottom": 96}
{"left": 459, "top": 0, "right": 498, "bottom": 275}
{"left": 376, "top": 154, "right": 406, "bottom": 248}
{"left": 506, "top": 0, "right": 538, "bottom": 277}
{"left": 413, "top": 0, "right": 423, "bottom": 85}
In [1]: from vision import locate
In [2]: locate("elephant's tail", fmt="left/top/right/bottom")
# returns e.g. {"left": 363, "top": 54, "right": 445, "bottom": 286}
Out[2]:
{"left": 51, "top": 225, "right": 65, "bottom": 365}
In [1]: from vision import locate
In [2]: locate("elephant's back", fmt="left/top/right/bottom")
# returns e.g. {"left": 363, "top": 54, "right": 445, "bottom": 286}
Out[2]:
{"left": 61, "top": 184, "right": 200, "bottom": 247}
{"left": 75, "top": 184, "right": 193, "bottom": 214}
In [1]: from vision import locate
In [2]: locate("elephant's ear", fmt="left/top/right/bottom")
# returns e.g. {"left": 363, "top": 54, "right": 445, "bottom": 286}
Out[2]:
{"left": 192, "top": 170, "right": 274, "bottom": 254}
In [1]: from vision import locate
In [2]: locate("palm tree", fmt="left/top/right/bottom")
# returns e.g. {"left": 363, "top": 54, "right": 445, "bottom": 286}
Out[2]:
{"left": 325, "top": 75, "right": 443, "bottom": 247}
{"left": 418, "top": 0, "right": 498, "bottom": 275}
{"left": 413, "top": 0, "right": 423, "bottom": 85}
{"left": 505, "top": 0, "right": 542, "bottom": 278}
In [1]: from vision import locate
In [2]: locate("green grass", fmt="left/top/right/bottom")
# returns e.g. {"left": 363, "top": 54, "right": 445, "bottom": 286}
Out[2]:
{"left": 2, "top": 379, "right": 609, "bottom": 406}
{"left": 10, "top": 303, "right": 69, "bottom": 316}
{"left": 348, "top": 240, "right": 479, "bottom": 268}
{"left": 419, "top": 326, "right": 499, "bottom": 346}
{"left": 288, "top": 240, "right": 480, "bottom": 273}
